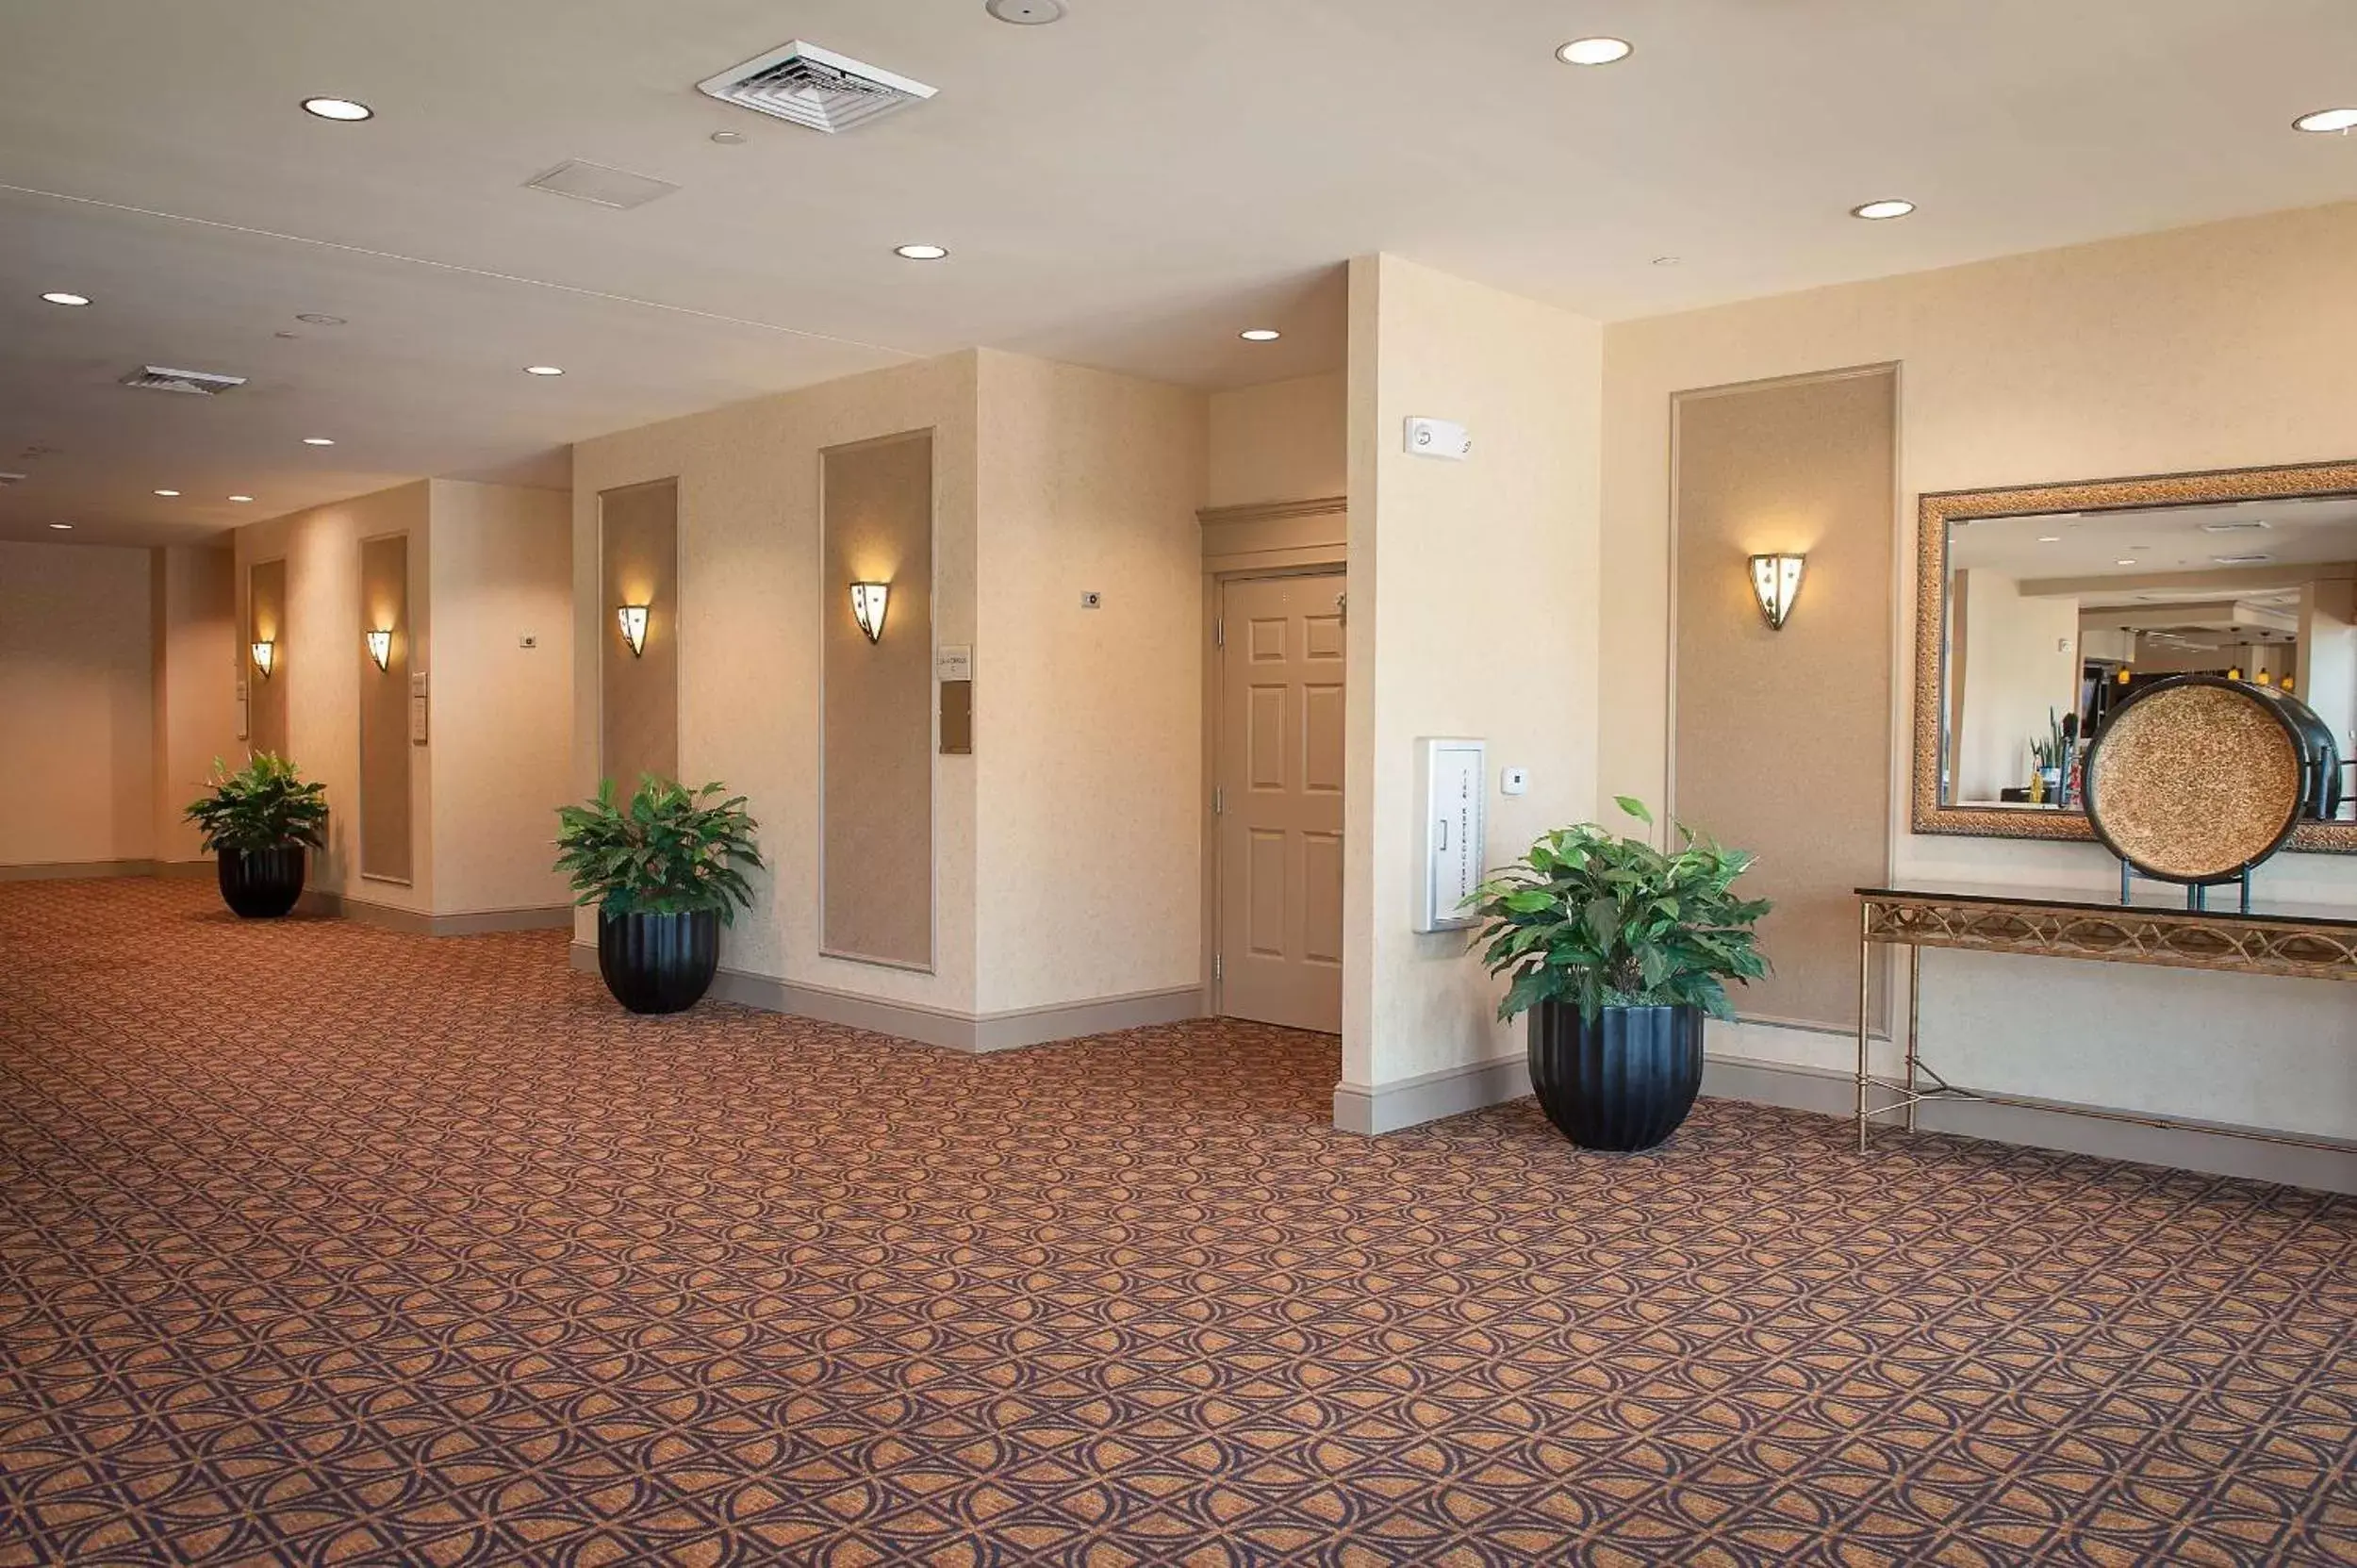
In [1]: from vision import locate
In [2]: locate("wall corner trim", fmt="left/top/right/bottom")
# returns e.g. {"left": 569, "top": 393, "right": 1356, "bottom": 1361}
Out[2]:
{"left": 566, "top": 942, "right": 1203, "bottom": 1053}
{"left": 1333, "top": 1052, "right": 1533, "bottom": 1135}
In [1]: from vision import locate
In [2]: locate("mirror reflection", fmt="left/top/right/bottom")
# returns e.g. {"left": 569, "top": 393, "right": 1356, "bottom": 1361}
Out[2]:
{"left": 1940, "top": 493, "right": 2357, "bottom": 817}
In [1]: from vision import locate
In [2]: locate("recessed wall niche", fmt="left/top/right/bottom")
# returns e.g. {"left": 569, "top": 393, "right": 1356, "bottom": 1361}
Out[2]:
{"left": 357, "top": 532, "right": 412, "bottom": 883}
{"left": 822, "top": 430, "right": 934, "bottom": 969}
{"left": 245, "top": 557, "right": 288, "bottom": 759}
{"left": 1672, "top": 365, "right": 1896, "bottom": 1032}
{"left": 599, "top": 478, "right": 680, "bottom": 791}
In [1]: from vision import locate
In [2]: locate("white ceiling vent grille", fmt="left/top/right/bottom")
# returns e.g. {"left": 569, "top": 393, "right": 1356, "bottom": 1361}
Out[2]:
{"left": 120, "top": 366, "right": 248, "bottom": 396}
{"left": 698, "top": 41, "right": 936, "bottom": 133}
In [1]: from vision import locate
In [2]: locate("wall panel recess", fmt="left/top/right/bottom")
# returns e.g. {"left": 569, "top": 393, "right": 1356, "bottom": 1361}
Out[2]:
{"left": 599, "top": 478, "right": 679, "bottom": 792}
{"left": 357, "top": 532, "right": 412, "bottom": 883}
{"left": 822, "top": 430, "right": 934, "bottom": 969}
{"left": 245, "top": 557, "right": 288, "bottom": 760}
{"left": 1672, "top": 366, "right": 1895, "bottom": 1032}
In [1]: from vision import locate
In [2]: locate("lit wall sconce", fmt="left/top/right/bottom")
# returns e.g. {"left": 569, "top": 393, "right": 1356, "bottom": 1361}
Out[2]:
{"left": 365, "top": 629, "right": 392, "bottom": 671}
{"left": 849, "top": 582, "right": 890, "bottom": 644}
{"left": 617, "top": 603, "right": 650, "bottom": 658}
{"left": 250, "top": 638, "right": 276, "bottom": 678}
{"left": 1748, "top": 553, "right": 1805, "bottom": 630}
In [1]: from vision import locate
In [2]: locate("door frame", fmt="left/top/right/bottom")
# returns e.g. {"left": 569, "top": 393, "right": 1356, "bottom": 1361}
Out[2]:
{"left": 1196, "top": 494, "right": 1347, "bottom": 1019}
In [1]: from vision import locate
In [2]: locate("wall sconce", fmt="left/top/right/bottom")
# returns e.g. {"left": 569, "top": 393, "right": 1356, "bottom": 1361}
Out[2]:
{"left": 849, "top": 582, "right": 890, "bottom": 644}
{"left": 617, "top": 603, "right": 650, "bottom": 658}
{"left": 365, "top": 629, "right": 392, "bottom": 671}
{"left": 250, "top": 639, "right": 276, "bottom": 678}
{"left": 1748, "top": 553, "right": 1805, "bottom": 630}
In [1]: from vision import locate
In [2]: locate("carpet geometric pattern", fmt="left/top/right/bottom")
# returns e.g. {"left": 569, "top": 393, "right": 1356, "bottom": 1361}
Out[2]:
{"left": 1, "top": 879, "right": 2351, "bottom": 1566}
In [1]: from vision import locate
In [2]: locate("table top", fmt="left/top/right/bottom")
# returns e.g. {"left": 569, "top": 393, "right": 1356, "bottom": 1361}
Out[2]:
{"left": 1857, "top": 881, "right": 2357, "bottom": 932}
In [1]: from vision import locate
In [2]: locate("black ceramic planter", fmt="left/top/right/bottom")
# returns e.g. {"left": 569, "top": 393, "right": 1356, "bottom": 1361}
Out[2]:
{"left": 597, "top": 908, "right": 720, "bottom": 1015}
{"left": 217, "top": 844, "right": 307, "bottom": 919}
{"left": 1527, "top": 999, "right": 1705, "bottom": 1151}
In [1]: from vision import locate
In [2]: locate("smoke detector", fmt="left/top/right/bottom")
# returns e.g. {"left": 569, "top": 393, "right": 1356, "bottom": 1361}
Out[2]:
{"left": 987, "top": 0, "right": 1066, "bottom": 22}
{"left": 697, "top": 41, "right": 937, "bottom": 133}
{"left": 120, "top": 366, "right": 248, "bottom": 396}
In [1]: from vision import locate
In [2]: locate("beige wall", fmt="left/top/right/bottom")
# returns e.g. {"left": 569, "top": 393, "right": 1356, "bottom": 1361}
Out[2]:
{"left": 974, "top": 350, "right": 1208, "bottom": 1015}
{"left": 571, "top": 353, "right": 983, "bottom": 1013}
{"left": 1953, "top": 569, "right": 2080, "bottom": 803}
{"left": 1601, "top": 200, "right": 2357, "bottom": 1140}
{"left": 150, "top": 544, "right": 237, "bottom": 864}
{"left": 598, "top": 478, "right": 679, "bottom": 792}
{"left": 235, "top": 483, "right": 435, "bottom": 912}
{"left": 1343, "top": 255, "right": 1604, "bottom": 1104}
{"left": 428, "top": 479, "right": 573, "bottom": 916}
{"left": 1673, "top": 369, "right": 1894, "bottom": 1032}
{"left": 245, "top": 557, "right": 288, "bottom": 759}
{"left": 357, "top": 532, "right": 414, "bottom": 883}
{"left": 821, "top": 431, "right": 935, "bottom": 969}
{"left": 0, "top": 541, "right": 154, "bottom": 868}
{"left": 2298, "top": 581, "right": 2356, "bottom": 760}
{"left": 1208, "top": 371, "right": 1345, "bottom": 507}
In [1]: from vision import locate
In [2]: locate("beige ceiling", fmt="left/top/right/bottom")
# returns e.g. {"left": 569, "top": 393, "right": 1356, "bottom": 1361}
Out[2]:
{"left": 1950, "top": 495, "right": 2357, "bottom": 579}
{"left": 6, "top": 0, "right": 2357, "bottom": 546}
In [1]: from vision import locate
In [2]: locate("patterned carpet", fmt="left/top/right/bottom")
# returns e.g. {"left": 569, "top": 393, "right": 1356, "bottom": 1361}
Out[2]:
{"left": 0, "top": 881, "right": 2351, "bottom": 1566}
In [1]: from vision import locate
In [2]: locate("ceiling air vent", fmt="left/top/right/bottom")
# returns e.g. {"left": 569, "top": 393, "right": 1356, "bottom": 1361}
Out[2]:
{"left": 525, "top": 160, "right": 681, "bottom": 210}
{"left": 121, "top": 365, "right": 248, "bottom": 396}
{"left": 697, "top": 41, "right": 937, "bottom": 133}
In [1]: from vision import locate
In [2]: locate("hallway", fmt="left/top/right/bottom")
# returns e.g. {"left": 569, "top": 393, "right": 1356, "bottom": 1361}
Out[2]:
{"left": 0, "top": 881, "right": 2349, "bottom": 1563}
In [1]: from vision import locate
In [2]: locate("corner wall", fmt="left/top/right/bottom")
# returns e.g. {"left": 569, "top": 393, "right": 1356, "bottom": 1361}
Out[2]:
{"left": 0, "top": 541, "right": 155, "bottom": 870}
{"left": 1340, "top": 254, "right": 1605, "bottom": 1131}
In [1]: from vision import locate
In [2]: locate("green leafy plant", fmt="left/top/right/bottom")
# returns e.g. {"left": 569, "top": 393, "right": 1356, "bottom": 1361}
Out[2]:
{"left": 183, "top": 752, "right": 329, "bottom": 853}
{"left": 1466, "top": 797, "right": 1771, "bottom": 1023}
{"left": 553, "top": 775, "right": 764, "bottom": 921}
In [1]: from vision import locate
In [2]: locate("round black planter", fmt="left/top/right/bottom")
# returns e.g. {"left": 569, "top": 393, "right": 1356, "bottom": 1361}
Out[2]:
{"left": 597, "top": 908, "right": 721, "bottom": 1015}
{"left": 216, "top": 843, "right": 307, "bottom": 919}
{"left": 1526, "top": 999, "right": 1705, "bottom": 1152}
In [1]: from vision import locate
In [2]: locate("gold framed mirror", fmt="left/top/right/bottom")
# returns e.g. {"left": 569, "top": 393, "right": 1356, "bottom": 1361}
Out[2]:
{"left": 1914, "top": 458, "right": 2357, "bottom": 852}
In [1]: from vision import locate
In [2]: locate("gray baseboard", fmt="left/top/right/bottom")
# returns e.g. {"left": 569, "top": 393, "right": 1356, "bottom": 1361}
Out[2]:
{"left": 0, "top": 858, "right": 163, "bottom": 883}
{"left": 1333, "top": 1053, "right": 1533, "bottom": 1136}
{"left": 157, "top": 859, "right": 212, "bottom": 881}
{"left": 1703, "top": 1054, "right": 2357, "bottom": 1196}
{"left": 301, "top": 888, "right": 572, "bottom": 936}
{"left": 569, "top": 941, "right": 1202, "bottom": 1053}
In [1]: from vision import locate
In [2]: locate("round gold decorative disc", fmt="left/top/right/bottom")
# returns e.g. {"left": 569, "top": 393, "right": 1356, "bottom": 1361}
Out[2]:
{"left": 2086, "top": 683, "right": 2302, "bottom": 881}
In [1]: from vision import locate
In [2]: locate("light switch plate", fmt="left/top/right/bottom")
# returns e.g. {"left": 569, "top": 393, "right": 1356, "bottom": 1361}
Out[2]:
{"left": 1501, "top": 767, "right": 1529, "bottom": 796}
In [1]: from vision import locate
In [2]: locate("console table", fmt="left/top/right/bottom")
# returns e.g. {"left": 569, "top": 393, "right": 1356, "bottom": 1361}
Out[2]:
{"left": 1854, "top": 883, "right": 2357, "bottom": 1155}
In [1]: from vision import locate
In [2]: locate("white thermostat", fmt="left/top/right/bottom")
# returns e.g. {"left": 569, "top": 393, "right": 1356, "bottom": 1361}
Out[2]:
{"left": 1414, "top": 737, "right": 1488, "bottom": 933}
{"left": 1405, "top": 416, "right": 1472, "bottom": 460}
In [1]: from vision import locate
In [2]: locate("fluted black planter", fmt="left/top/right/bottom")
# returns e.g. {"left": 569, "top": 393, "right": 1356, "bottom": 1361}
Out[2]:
{"left": 597, "top": 908, "right": 720, "bottom": 1015}
{"left": 216, "top": 844, "right": 307, "bottom": 919}
{"left": 1527, "top": 999, "right": 1705, "bottom": 1151}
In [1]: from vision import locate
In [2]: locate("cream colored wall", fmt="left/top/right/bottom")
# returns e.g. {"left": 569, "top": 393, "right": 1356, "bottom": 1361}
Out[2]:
{"left": 973, "top": 350, "right": 1208, "bottom": 1015}
{"left": 235, "top": 483, "right": 435, "bottom": 912}
{"left": 427, "top": 479, "right": 573, "bottom": 916}
{"left": 1207, "top": 371, "right": 1345, "bottom": 507}
{"left": 150, "top": 544, "right": 237, "bottom": 864}
{"left": 1953, "top": 569, "right": 2079, "bottom": 803}
{"left": 570, "top": 353, "right": 982, "bottom": 1013}
{"left": 1343, "top": 255, "right": 1604, "bottom": 1097}
{"left": 1601, "top": 201, "right": 2357, "bottom": 1140}
{"left": 0, "top": 542, "right": 154, "bottom": 868}
{"left": 2298, "top": 581, "right": 2356, "bottom": 760}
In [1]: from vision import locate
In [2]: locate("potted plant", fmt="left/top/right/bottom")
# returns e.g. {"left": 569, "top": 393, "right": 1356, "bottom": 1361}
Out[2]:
{"left": 1467, "top": 798, "right": 1770, "bottom": 1151}
{"left": 554, "top": 775, "right": 763, "bottom": 1015}
{"left": 184, "top": 752, "right": 330, "bottom": 918}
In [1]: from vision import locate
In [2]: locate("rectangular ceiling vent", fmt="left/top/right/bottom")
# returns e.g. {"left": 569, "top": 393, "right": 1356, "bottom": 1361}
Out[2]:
{"left": 697, "top": 41, "right": 937, "bottom": 133}
{"left": 0, "top": 472, "right": 25, "bottom": 487}
{"left": 120, "top": 365, "right": 248, "bottom": 397}
{"left": 525, "top": 159, "right": 682, "bottom": 210}
{"left": 2199, "top": 519, "right": 2272, "bottom": 533}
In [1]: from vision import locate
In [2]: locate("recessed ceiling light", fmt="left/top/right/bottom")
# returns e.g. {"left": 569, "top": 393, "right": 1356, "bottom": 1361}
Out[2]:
{"left": 229, "top": 494, "right": 255, "bottom": 503}
{"left": 2037, "top": 535, "right": 2062, "bottom": 543}
{"left": 1557, "top": 37, "right": 1633, "bottom": 65}
{"left": 987, "top": 0, "right": 1067, "bottom": 23}
{"left": 47, "top": 521, "right": 73, "bottom": 530}
{"left": 154, "top": 489, "right": 180, "bottom": 497}
{"left": 302, "top": 96, "right": 373, "bottom": 122}
{"left": 709, "top": 130, "right": 747, "bottom": 145}
{"left": 523, "top": 365, "right": 566, "bottom": 376}
{"left": 302, "top": 437, "right": 337, "bottom": 446}
{"left": 40, "top": 291, "right": 91, "bottom": 306}
{"left": 2293, "top": 107, "right": 2357, "bottom": 134}
{"left": 1240, "top": 328, "right": 1281, "bottom": 342}
{"left": 295, "top": 313, "right": 346, "bottom": 326}
{"left": 2115, "top": 558, "right": 2137, "bottom": 567}
{"left": 1851, "top": 199, "right": 1916, "bottom": 221}
{"left": 2212, "top": 553, "right": 2273, "bottom": 565}
{"left": 1651, "top": 256, "right": 1681, "bottom": 267}
{"left": 894, "top": 243, "right": 949, "bottom": 260}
